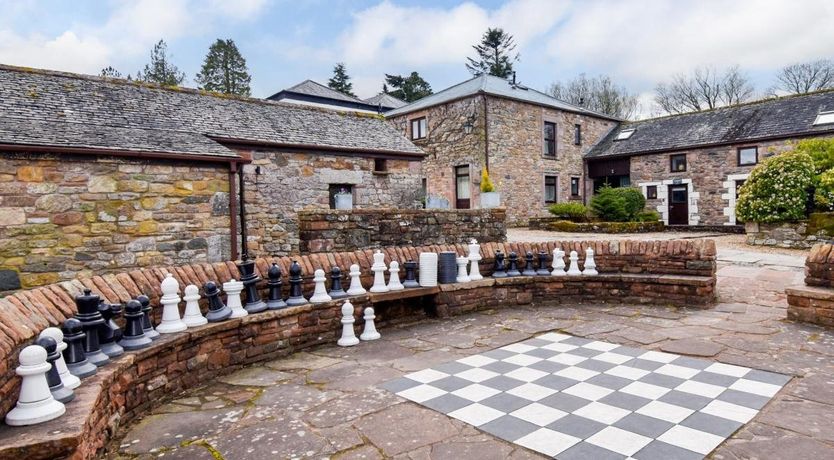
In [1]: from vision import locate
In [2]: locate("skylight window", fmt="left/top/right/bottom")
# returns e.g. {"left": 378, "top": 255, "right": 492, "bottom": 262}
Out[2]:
{"left": 814, "top": 111, "right": 834, "bottom": 126}
{"left": 614, "top": 129, "right": 635, "bottom": 140}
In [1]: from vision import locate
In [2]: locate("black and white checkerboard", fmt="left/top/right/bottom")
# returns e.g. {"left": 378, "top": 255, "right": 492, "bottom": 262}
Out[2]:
{"left": 381, "top": 332, "right": 790, "bottom": 459}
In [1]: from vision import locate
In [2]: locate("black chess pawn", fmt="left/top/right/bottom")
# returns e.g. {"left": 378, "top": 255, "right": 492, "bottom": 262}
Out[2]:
{"left": 507, "top": 252, "right": 521, "bottom": 276}
{"left": 403, "top": 260, "right": 420, "bottom": 288}
{"left": 536, "top": 250, "right": 550, "bottom": 275}
{"left": 62, "top": 317, "right": 97, "bottom": 378}
{"left": 328, "top": 266, "right": 348, "bottom": 299}
{"left": 522, "top": 251, "right": 537, "bottom": 276}
{"left": 37, "top": 336, "right": 74, "bottom": 403}
{"left": 204, "top": 281, "right": 233, "bottom": 322}
{"left": 137, "top": 294, "right": 160, "bottom": 340}
{"left": 286, "top": 260, "right": 307, "bottom": 306}
{"left": 238, "top": 254, "right": 267, "bottom": 314}
{"left": 120, "top": 300, "right": 153, "bottom": 350}
{"left": 98, "top": 301, "right": 124, "bottom": 358}
{"left": 493, "top": 250, "right": 508, "bottom": 277}
{"left": 266, "top": 263, "right": 288, "bottom": 310}
{"left": 74, "top": 289, "right": 110, "bottom": 367}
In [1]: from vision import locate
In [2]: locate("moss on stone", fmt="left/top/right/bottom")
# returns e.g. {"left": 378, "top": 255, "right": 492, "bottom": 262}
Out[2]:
{"left": 808, "top": 212, "right": 834, "bottom": 237}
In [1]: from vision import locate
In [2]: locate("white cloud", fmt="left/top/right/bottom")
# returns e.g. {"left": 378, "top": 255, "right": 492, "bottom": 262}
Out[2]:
{"left": 0, "top": 30, "right": 111, "bottom": 74}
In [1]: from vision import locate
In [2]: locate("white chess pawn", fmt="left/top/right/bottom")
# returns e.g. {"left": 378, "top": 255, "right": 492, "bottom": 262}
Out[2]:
{"left": 182, "top": 284, "right": 208, "bottom": 327}
{"left": 360, "top": 307, "right": 381, "bottom": 341}
{"left": 5, "top": 345, "right": 65, "bottom": 426}
{"left": 468, "top": 239, "right": 483, "bottom": 281}
{"left": 370, "top": 250, "right": 389, "bottom": 293}
{"left": 310, "top": 269, "right": 333, "bottom": 303}
{"left": 583, "top": 247, "right": 598, "bottom": 275}
{"left": 456, "top": 256, "right": 471, "bottom": 283}
{"left": 157, "top": 273, "right": 187, "bottom": 333}
{"left": 346, "top": 264, "right": 367, "bottom": 296}
{"left": 551, "top": 248, "right": 566, "bottom": 276}
{"left": 38, "top": 328, "right": 80, "bottom": 390}
{"left": 338, "top": 300, "right": 359, "bottom": 347}
{"left": 567, "top": 250, "right": 582, "bottom": 276}
{"left": 224, "top": 279, "right": 248, "bottom": 318}
{"left": 387, "top": 261, "right": 404, "bottom": 290}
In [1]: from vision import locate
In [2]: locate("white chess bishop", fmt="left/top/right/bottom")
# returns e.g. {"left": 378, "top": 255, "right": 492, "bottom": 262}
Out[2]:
{"left": 346, "top": 264, "right": 367, "bottom": 296}
{"left": 157, "top": 273, "right": 187, "bottom": 333}
{"left": 5, "top": 345, "right": 65, "bottom": 426}
{"left": 338, "top": 300, "right": 360, "bottom": 347}
{"left": 387, "top": 261, "right": 404, "bottom": 290}
{"left": 224, "top": 279, "right": 248, "bottom": 318}
{"left": 182, "top": 284, "right": 208, "bottom": 327}
{"left": 567, "top": 250, "right": 582, "bottom": 276}
{"left": 370, "top": 250, "right": 389, "bottom": 293}
{"left": 551, "top": 248, "right": 566, "bottom": 276}
{"left": 38, "top": 327, "right": 80, "bottom": 390}
{"left": 468, "top": 239, "right": 483, "bottom": 281}
{"left": 310, "top": 269, "right": 333, "bottom": 303}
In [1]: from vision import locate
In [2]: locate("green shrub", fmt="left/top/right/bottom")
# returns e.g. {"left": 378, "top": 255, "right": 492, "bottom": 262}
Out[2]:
{"left": 736, "top": 150, "right": 815, "bottom": 223}
{"left": 815, "top": 169, "right": 834, "bottom": 211}
{"left": 589, "top": 185, "right": 646, "bottom": 222}
{"left": 547, "top": 202, "right": 588, "bottom": 221}
{"left": 636, "top": 210, "right": 661, "bottom": 222}
{"left": 619, "top": 187, "right": 646, "bottom": 218}
{"left": 480, "top": 168, "right": 495, "bottom": 193}
{"left": 795, "top": 138, "right": 834, "bottom": 175}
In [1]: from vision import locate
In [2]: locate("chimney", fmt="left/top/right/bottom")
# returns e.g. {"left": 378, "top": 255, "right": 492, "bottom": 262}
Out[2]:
{"left": 579, "top": 97, "right": 585, "bottom": 106}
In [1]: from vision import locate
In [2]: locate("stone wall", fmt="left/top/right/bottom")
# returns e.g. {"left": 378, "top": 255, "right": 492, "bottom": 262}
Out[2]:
{"left": 744, "top": 219, "right": 834, "bottom": 249}
{"left": 787, "top": 243, "right": 834, "bottom": 326}
{"left": 297, "top": 208, "right": 507, "bottom": 253}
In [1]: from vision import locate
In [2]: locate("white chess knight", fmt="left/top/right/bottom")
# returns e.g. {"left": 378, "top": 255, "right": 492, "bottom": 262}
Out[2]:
{"left": 370, "top": 250, "right": 389, "bottom": 293}
{"left": 387, "top": 261, "right": 404, "bottom": 290}
{"left": 468, "top": 239, "right": 483, "bottom": 281}
{"left": 5, "top": 345, "right": 65, "bottom": 426}
{"left": 456, "top": 256, "right": 471, "bottom": 283}
{"left": 551, "top": 248, "right": 566, "bottom": 276}
{"left": 360, "top": 306, "right": 381, "bottom": 341}
{"left": 38, "top": 328, "right": 80, "bottom": 390}
{"left": 337, "top": 300, "right": 360, "bottom": 347}
{"left": 157, "top": 273, "right": 188, "bottom": 333}
{"left": 310, "top": 269, "right": 333, "bottom": 303}
{"left": 346, "top": 264, "right": 367, "bottom": 296}
{"left": 567, "top": 250, "right": 582, "bottom": 276}
{"left": 224, "top": 279, "right": 248, "bottom": 318}
{"left": 182, "top": 284, "right": 208, "bottom": 327}
{"left": 582, "top": 247, "right": 598, "bottom": 275}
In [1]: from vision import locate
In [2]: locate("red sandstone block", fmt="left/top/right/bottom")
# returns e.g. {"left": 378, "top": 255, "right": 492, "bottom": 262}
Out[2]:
{"left": 225, "top": 261, "right": 240, "bottom": 279}
{"left": 212, "top": 262, "right": 232, "bottom": 283}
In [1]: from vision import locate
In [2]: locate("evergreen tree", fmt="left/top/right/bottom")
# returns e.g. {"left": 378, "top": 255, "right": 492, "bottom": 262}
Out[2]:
{"left": 384, "top": 72, "right": 433, "bottom": 102}
{"left": 100, "top": 66, "right": 123, "bottom": 78}
{"left": 195, "top": 39, "right": 252, "bottom": 96}
{"left": 466, "top": 27, "right": 519, "bottom": 78}
{"left": 328, "top": 63, "right": 355, "bottom": 97}
{"left": 136, "top": 39, "right": 186, "bottom": 86}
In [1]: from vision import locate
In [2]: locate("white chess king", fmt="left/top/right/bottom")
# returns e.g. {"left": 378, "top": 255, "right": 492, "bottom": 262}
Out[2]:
{"left": 468, "top": 239, "right": 483, "bottom": 281}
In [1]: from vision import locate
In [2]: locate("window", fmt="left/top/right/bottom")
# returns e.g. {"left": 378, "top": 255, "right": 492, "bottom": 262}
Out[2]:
{"left": 328, "top": 184, "right": 352, "bottom": 209}
{"left": 615, "top": 129, "right": 635, "bottom": 140}
{"left": 646, "top": 185, "right": 657, "bottom": 199}
{"left": 570, "top": 177, "right": 581, "bottom": 197}
{"left": 545, "top": 175, "right": 558, "bottom": 203}
{"left": 574, "top": 124, "right": 582, "bottom": 145}
{"left": 814, "top": 111, "right": 834, "bottom": 126}
{"left": 411, "top": 117, "right": 427, "bottom": 139}
{"left": 670, "top": 154, "right": 687, "bottom": 172}
{"left": 374, "top": 158, "right": 388, "bottom": 172}
{"left": 738, "top": 146, "right": 758, "bottom": 166}
{"left": 543, "top": 122, "right": 557, "bottom": 156}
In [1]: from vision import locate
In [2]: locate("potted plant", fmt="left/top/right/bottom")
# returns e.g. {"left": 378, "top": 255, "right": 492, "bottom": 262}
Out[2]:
{"left": 480, "top": 168, "right": 500, "bottom": 208}
{"left": 334, "top": 187, "right": 353, "bottom": 210}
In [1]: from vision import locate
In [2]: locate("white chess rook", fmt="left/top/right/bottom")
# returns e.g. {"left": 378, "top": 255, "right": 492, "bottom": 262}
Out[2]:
{"left": 38, "top": 328, "right": 80, "bottom": 390}
{"left": 567, "top": 250, "right": 582, "bottom": 276}
{"left": 5, "top": 345, "right": 65, "bottom": 426}
{"left": 224, "top": 279, "right": 248, "bottom": 318}
{"left": 310, "top": 269, "right": 333, "bottom": 303}
{"left": 346, "top": 264, "right": 367, "bottom": 296}
{"left": 456, "top": 256, "right": 471, "bottom": 283}
{"left": 582, "top": 247, "right": 598, "bottom": 275}
{"left": 551, "top": 248, "right": 566, "bottom": 276}
{"left": 468, "top": 239, "right": 483, "bottom": 281}
{"left": 182, "top": 284, "right": 208, "bottom": 327}
{"left": 157, "top": 274, "right": 187, "bottom": 333}
{"left": 370, "top": 250, "right": 389, "bottom": 293}
{"left": 360, "top": 306, "right": 381, "bottom": 341}
{"left": 419, "top": 252, "right": 438, "bottom": 287}
{"left": 387, "top": 261, "right": 404, "bottom": 290}
{"left": 337, "top": 300, "right": 360, "bottom": 347}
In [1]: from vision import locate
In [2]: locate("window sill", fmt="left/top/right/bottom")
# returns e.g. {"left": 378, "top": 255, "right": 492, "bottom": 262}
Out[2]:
{"left": 542, "top": 155, "right": 558, "bottom": 160}
{"left": 373, "top": 171, "right": 390, "bottom": 176}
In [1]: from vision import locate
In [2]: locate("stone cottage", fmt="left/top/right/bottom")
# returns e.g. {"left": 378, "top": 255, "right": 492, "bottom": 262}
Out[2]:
{"left": 0, "top": 65, "right": 422, "bottom": 290}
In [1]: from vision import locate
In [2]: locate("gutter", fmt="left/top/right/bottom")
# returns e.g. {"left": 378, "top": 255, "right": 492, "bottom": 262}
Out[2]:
{"left": 211, "top": 137, "right": 425, "bottom": 161}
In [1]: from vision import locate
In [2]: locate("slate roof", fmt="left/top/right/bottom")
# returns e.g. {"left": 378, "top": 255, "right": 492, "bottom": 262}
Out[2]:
{"left": 587, "top": 90, "right": 834, "bottom": 159}
{"left": 363, "top": 93, "right": 408, "bottom": 110}
{"left": 271, "top": 79, "right": 366, "bottom": 104}
{"left": 385, "top": 74, "right": 619, "bottom": 121}
{"left": 0, "top": 65, "right": 423, "bottom": 159}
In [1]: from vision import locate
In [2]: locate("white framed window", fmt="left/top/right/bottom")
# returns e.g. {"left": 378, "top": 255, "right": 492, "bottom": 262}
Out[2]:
{"left": 411, "top": 117, "right": 427, "bottom": 139}
{"left": 614, "top": 129, "right": 635, "bottom": 141}
{"left": 813, "top": 111, "right": 834, "bottom": 126}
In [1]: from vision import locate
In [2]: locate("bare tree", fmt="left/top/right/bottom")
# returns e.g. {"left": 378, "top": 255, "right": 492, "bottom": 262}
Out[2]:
{"left": 773, "top": 59, "right": 834, "bottom": 94}
{"left": 654, "top": 65, "right": 754, "bottom": 114}
{"left": 548, "top": 74, "right": 639, "bottom": 119}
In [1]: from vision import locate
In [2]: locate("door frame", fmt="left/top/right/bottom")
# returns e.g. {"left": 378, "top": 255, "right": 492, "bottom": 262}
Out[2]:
{"left": 668, "top": 184, "right": 689, "bottom": 225}
{"left": 454, "top": 165, "right": 471, "bottom": 209}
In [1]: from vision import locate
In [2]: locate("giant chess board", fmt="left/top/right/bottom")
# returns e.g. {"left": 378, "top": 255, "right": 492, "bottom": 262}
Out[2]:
{"left": 381, "top": 332, "right": 789, "bottom": 459}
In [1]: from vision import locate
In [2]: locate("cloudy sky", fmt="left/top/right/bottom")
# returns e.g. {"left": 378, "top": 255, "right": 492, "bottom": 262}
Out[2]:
{"left": 2, "top": 0, "right": 833, "bottom": 115}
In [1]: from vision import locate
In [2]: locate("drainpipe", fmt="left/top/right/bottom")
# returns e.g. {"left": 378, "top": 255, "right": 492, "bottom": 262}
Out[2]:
{"left": 482, "top": 93, "right": 490, "bottom": 170}
{"left": 228, "top": 162, "right": 239, "bottom": 261}
{"left": 238, "top": 164, "right": 249, "bottom": 259}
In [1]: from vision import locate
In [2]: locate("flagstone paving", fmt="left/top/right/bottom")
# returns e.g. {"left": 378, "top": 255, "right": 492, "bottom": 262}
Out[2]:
{"left": 109, "top": 256, "right": 834, "bottom": 459}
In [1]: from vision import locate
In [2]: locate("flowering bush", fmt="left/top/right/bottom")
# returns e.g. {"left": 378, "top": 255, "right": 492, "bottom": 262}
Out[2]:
{"left": 736, "top": 150, "right": 814, "bottom": 223}
{"left": 815, "top": 169, "right": 834, "bottom": 211}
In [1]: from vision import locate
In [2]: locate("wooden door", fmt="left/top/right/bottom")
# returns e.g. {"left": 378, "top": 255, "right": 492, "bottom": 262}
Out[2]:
{"left": 668, "top": 185, "right": 688, "bottom": 225}
{"left": 455, "top": 165, "right": 471, "bottom": 209}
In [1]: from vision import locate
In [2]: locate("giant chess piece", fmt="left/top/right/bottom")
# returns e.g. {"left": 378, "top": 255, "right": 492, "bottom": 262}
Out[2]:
{"left": 551, "top": 248, "right": 566, "bottom": 276}
{"left": 157, "top": 274, "right": 187, "bottom": 333}
{"left": 39, "top": 327, "right": 80, "bottom": 390}
{"left": 468, "top": 239, "right": 483, "bottom": 281}
{"left": 418, "top": 252, "right": 438, "bottom": 287}
{"left": 583, "top": 247, "right": 598, "bottom": 275}
{"left": 370, "top": 250, "right": 389, "bottom": 293}
{"left": 286, "top": 260, "right": 308, "bottom": 306}
{"left": 387, "top": 261, "right": 404, "bottom": 290}
{"left": 267, "top": 263, "right": 288, "bottom": 309}
{"left": 61, "top": 318, "right": 96, "bottom": 378}
{"left": 137, "top": 294, "right": 160, "bottom": 341}
{"left": 536, "top": 250, "right": 550, "bottom": 276}
{"left": 4, "top": 345, "right": 65, "bottom": 426}
{"left": 493, "top": 250, "right": 508, "bottom": 278}
{"left": 182, "top": 284, "right": 208, "bottom": 327}
{"left": 120, "top": 300, "right": 153, "bottom": 350}
{"left": 204, "top": 282, "right": 232, "bottom": 322}
{"left": 456, "top": 256, "right": 471, "bottom": 283}
{"left": 238, "top": 254, "right": 267, "bottom": 314}
{"left": 347, "top": 263, "right": 368, "bottom": 295}
{"left": 337, "top": 300, "right": 359, "bottom": 347}
{"left": 74, "top": 289, "right": 110, "bottom": 367}
{"left": 310, "top": 269, "right": 332, "bottom": 303}
{"left": 98, "top": 302, "right": 124, "bottom": 357}
{"left": 329, "top": 266, "right": 348, "bottom": 299}
{"left": 402, "top": 260, "right": 420, "bottom": 288}
{"left": 37, "top": 336, "right": 74, "bottom": 404}
{"left": 522, "top": 251, "right": 537, "bottom": 276}
{"left": 360, "top": 307, "right": 381, "bottom": 341}
{"left": 507, "top": 252, "right": 522, "bottom": 276}
{"left": 224, "top": 279, "right": 248, "bottom": 318}
{"left": 567, "top": 250, "right": 582, "bottom": 276}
